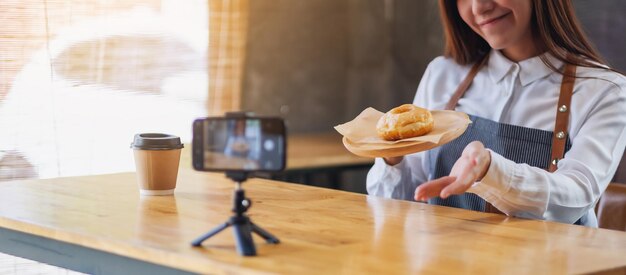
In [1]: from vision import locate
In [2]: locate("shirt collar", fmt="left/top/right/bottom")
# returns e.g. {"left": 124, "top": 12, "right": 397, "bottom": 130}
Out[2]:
{"left": 487, "top": 50, "right": 513, "bottom": 84}
{"left": 487, "top": 49, "right": 564, "bottom": 86}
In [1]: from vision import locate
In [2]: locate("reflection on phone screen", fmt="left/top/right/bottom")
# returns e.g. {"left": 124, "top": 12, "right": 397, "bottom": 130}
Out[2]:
{"left": 201, "top": 118, "right": 284, "bottom": 171}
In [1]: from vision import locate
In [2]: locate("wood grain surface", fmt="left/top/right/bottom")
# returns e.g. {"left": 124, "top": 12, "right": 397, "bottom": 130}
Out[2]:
{"left": 1, "top": 170, "right": 626, "bottom": 274}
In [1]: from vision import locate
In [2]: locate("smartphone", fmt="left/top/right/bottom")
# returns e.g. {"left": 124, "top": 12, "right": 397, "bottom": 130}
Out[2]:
{"left": 192, "top": 116, "right": 286, "bottom": 172}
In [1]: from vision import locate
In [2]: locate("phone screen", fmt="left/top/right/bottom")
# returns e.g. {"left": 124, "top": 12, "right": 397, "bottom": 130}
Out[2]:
{"left": 193, "top": 117, "right": 286, "bottom": 172}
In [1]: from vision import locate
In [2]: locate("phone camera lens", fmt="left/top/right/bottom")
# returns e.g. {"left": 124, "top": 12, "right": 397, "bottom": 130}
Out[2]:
{"left": 263, "top": 140, "right": 275, "bottom": 151}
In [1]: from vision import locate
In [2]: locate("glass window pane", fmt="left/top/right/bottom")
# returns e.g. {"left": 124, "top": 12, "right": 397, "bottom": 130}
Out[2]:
{"left": 0, "top": 0, "right": 209, "bottom": 180}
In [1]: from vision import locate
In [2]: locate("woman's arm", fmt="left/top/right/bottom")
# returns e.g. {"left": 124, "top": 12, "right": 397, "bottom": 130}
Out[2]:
{"left": 479, "top": 83, "right": 626, "bottom": 223}
{"left": 365, "top": 58, "right": 438, "bottom": 200}
{"left": 416, "top": 76, "right": 626, "bottom": 223}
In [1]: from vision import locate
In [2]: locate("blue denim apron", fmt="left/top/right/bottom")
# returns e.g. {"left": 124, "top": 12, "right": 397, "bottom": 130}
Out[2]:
{"left": 426, "top": 56, "right": 582, "bottom": 224}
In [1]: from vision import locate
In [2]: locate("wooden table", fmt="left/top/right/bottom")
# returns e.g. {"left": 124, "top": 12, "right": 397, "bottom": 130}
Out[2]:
{"left": 1, "top": 170, "right": 626, "bottom": 274}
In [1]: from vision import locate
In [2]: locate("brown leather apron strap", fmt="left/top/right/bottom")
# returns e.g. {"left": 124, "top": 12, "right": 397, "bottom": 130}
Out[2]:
{"left": 445, "top": 54, "right": 489, "bottom": 111}
{"left": 549, "top": 64, "right": 576, "bottom": 172}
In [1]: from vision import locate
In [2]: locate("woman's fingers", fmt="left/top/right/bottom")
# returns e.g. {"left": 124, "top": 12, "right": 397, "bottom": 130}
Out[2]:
{"left": 440, "top": 180, "right": 471, "bottom": 199}
{"left": 416, "top": 141, "right": 492, "bottom": 201}
{"left": 414, "top": 176, "right": 456, "bottom": 201}
{"left": 446, "top": 156, "right": 482, "bottom": 197}
{"left": 437, "top": 142, "right": 490, "bottom": 199}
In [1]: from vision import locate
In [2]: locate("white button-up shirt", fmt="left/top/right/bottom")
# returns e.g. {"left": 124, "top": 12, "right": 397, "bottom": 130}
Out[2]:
{"left": 366, "top": 50, "right": 626, "bottom": 227}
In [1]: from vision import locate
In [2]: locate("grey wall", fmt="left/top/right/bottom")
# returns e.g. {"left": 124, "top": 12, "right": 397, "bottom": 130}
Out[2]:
{"left": 241, "top": 0, "right": 625, "bottom": 135}
{"left": 345, "top": 0, "right": 441, "bottom": 125}
{"left": 242, "top": 0, "right": 442, "bottom": 133}
{"left": 574, "top": 0, "right": 626, "bottom": 72}
{"left": 242, "top": 0, "right": 350, "bottom": 133}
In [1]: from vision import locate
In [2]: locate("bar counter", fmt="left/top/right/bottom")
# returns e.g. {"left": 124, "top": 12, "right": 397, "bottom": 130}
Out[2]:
{"left": 1, "top": 169, "right": 626, "bottom": 274}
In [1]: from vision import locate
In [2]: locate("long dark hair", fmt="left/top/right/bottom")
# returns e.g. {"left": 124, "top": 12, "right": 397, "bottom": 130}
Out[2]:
{"left": 439, "top": 0, "right": 616, "bottom": 74}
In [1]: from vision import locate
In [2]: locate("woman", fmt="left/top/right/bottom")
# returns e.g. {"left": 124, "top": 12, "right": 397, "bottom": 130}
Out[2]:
{"left": 367, "top": 0, "right": 626, "bottom": 227}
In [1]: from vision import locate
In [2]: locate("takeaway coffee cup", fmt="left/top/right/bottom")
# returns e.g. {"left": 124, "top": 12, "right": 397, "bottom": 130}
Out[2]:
{"left": 131, "top": 133, "right": 184, "bottom": 196}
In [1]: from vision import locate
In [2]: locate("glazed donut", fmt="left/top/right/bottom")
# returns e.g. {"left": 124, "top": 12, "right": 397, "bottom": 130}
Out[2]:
{"left": 376, "top": 104, "right": 434, "bottom": 141}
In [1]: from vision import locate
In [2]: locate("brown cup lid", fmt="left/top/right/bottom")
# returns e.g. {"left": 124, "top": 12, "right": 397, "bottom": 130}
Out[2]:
{"left": 131, "top": 133, "right": 184, "bottom": 150}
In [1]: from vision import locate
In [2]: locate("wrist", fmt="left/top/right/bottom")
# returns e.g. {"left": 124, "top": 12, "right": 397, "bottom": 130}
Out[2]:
{"left": 383, "top": 156, "right": 403, "bottom": 166}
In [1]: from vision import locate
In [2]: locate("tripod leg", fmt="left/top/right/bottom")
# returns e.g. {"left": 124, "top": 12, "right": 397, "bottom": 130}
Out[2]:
{"left": 250, "top": 222, "right": 280, "bottom": 244}
{"left": 232, "top": 222, "right": 256, "bottom": 256}
{"left": 191, "top": 221, "right": 232, "bottom": 247}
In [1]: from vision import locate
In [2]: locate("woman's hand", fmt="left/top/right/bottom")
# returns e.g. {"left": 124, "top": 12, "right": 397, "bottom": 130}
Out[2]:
{"left": 414, "top": 141, "right": 491, "bottom": 201}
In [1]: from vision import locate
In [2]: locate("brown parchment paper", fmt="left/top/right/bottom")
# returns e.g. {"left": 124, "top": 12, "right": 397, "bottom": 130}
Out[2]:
{"left": 334, "top": 107, "right": 472, "bottom": 158}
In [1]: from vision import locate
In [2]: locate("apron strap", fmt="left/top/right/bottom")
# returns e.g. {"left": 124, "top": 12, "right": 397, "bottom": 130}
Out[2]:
{"left": 445, "top": 54, "right": 576, "bottom": 214}
{"left": 549, "top": 64, "right": 576, "bottom": 172}
{"left": 445, "top": 54, "right": 489, "bottom": 111}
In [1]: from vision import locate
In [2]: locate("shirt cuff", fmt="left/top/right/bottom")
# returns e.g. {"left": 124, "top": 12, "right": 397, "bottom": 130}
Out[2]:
{"left": 467, "top": 149, "right": 515, "bottom": 211}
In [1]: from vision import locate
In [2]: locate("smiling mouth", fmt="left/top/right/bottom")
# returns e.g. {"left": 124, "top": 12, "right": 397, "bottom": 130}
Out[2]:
{"left": 478, "top": 12, "right": 511, "bottom": 27}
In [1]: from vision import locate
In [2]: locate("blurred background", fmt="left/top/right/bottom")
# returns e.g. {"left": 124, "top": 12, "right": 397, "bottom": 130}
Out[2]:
{"left": 0, "top": 0, "right": 625, "bottom": 190}
{"left": 0, "top": 1, "right": 625, "bottom": 271}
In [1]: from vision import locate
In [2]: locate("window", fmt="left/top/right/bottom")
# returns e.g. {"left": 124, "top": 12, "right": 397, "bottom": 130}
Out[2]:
{"left": 0, "top": 0, "right": 213, "bottom": 180}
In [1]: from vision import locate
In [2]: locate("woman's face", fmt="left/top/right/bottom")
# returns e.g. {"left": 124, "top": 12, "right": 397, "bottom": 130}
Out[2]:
{"left": 457, "top": 0, "right": 534, "bottom": 52}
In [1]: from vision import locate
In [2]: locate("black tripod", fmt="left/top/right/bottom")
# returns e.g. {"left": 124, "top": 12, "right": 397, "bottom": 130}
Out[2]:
{"left": 191, "top": 172, "right": 280, "bottom": 256}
